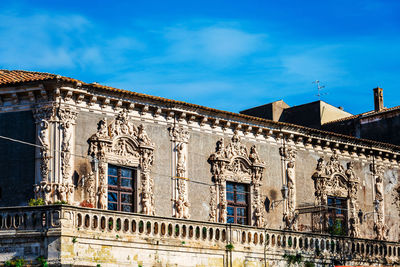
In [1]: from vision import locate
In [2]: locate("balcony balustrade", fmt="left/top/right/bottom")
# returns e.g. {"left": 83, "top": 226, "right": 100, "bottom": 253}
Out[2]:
{"left": 0, "top": 205, "right": 399, "bottom": 265}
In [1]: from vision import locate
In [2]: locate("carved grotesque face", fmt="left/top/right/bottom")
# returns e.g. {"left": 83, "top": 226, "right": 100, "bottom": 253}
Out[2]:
{"left": 45, "top": 184, "right": 51, "bottom": 191}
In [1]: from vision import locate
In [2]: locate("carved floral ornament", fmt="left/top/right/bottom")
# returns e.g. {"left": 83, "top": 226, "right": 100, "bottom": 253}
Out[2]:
{"left": 312, "top": 152, "right": 360, "bottom": 237}
{"left": 88, "top": 110, "right": 155, "bottom": 214}
{"left": 208, "top": 131, "right": 266, "bottom": 227}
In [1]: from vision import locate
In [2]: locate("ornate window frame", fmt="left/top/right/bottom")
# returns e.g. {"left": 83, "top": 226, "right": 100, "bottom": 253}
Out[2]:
{"left": 208, "top": 131, "right": 265, "bottom": 227}
{"left": 88, "top": 110, "right": 155, "bottom": 215}
{"left": 312, "top": 152, "right": 360, "bottom": 237}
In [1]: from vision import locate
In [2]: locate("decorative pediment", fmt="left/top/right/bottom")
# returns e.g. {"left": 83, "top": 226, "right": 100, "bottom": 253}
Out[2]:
{"left": 89, "top": 110, "right": 154, "bottom": 164}
{"left": 91, "top": 110, "right": 154, "bottom": 147}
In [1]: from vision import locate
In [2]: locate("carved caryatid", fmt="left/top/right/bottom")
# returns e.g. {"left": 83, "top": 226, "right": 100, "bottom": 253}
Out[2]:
{"left": 37, "top": 120, "right": 51, "bottom": 181}
{"left": 370, "top": 162, "right": 386, "bottom": 240}
{"left": 280, "top": 146, "right": 298, "bottom": 230}
{"left": 89, "top": 110, "right": 155, "bottom": 214}
{"left": 169, "top": 126, "right": 191, "bottom": 219}
{"left": 208, "top": 131, "right": 266, "bottom": 227}
{"left": 312, "top": 152, "right": 360, "bottom": 237}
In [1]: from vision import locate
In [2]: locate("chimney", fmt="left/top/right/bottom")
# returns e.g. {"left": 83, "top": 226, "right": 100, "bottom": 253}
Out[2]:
{"left": 373, "top": 87, "right": 384, "bottom": 112}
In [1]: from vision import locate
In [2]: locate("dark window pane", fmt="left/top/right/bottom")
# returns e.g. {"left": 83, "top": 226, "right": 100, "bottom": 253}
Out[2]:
{"left": 108, "top": 165, "right": 117, "bottom": 176}
{"left": 122, "top": 205, "right": 132, "bottom": 212}
{"left": 236, "top": 184, "right": 246, "bottom": 193}
{"left": 227, "top": 216, "right": 235, "bottom": 223}
{"left": 108, "top": 203, "right": 117, "bottom": 210}
{"left": 227, "top": 192, "right": 234, "bottom": 201}
{"left": 226, "top": 183, "right": 234, "bottom": 192}
{"left": 237, "top": 208, "right": 246, "bottom": 217}
{"left": 121, "top": 168, "right": 132, "bottom": 178}
{"left": 121, "top": 178, "right": 132, "bottom": 188}
{"left": 121, "top": 193, "right": 132, "bottom": 204}
{"left": 237, "top": 217, "right": 246, "bottom": 225}
{"left": 237, "top": 193, "right": 246, "bottom": 203}
{"left": 108, "top": 192, "right": 118, "bottom": 202}
{"left": 227, "top": 206, "right": 234, "bottom": 215}
{"left": 108, "top": 176, "right": 118, "bottom": 186}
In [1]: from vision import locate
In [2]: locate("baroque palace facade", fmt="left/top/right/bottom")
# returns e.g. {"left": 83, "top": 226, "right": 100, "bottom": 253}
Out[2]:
{"left": 0, "top": 70, "right": 400, "bottom": 266}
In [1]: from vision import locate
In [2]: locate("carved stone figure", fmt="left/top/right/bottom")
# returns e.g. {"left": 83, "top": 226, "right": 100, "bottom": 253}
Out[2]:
{"left": 96, "top": 118, "right": 108, "bottom": 138}
{"left": 98, "top": 186, "right": 107, "bottom": 210}
{"left": 280, "top": 146, "right": 297, "bottom": 230}
{"left": 33, "top": 184, "right": 42, "bottom": 200}
{"left": 86, "top": 172, "right": 96, "bottom": 205}
{"left": 142, "top": 191, "right": 152, "bottom": 215}
{"left": 254, "top": 206, "right": 264, "bottom": 228}
{"left": 43, "top": 183, "right": 52, "bottom": 204}
{"left": 374, "top": 219, "right": 387, "bottom": 241}
{"left": 38, "top": 120, "right": 51, "bottom": 181}
{"left": 57, "top": 184, "right": 67, "bottom": 203}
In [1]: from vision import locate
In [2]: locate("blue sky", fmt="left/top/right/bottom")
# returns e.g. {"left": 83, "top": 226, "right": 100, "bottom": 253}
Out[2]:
{"left": 0, "top": 0, "right": 399, "bottom": 114}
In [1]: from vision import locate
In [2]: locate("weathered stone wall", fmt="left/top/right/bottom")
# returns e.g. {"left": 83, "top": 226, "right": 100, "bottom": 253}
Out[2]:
{"left": 71, "top": 106, "right": 400, "bottom": 242}
{"left": 0, "top": 111, "right": 35, "bottom": 207}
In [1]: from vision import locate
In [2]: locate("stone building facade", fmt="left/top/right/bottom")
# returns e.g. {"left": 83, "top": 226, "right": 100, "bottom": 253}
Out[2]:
{"left": 0, "top": 70, "right": 400, "bottom": 266}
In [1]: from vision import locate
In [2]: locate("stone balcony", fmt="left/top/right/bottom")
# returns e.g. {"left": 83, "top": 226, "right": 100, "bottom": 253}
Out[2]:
{"left": 0, "top": 205, "right": 399, "bottom": 266}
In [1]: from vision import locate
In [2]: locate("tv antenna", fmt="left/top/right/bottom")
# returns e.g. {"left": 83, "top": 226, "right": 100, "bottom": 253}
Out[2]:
{"left": 312, "top": 80, "right": 327, "bottom": 100}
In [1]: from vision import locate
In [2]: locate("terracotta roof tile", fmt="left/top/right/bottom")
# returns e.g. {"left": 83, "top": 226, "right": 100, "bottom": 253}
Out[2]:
{"left": 0, "top": 70, "right": 58, "bottom": 85}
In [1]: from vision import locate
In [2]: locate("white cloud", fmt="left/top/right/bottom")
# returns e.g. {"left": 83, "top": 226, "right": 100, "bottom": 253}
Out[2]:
{"left": 164, "top": 26, "right": 266, "bottom": 66}
{"left": 0, "top": 11, "right": 145, "bottom": 71}
{"left": 281, "top": 45, "right": 346, "bottom": 82}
